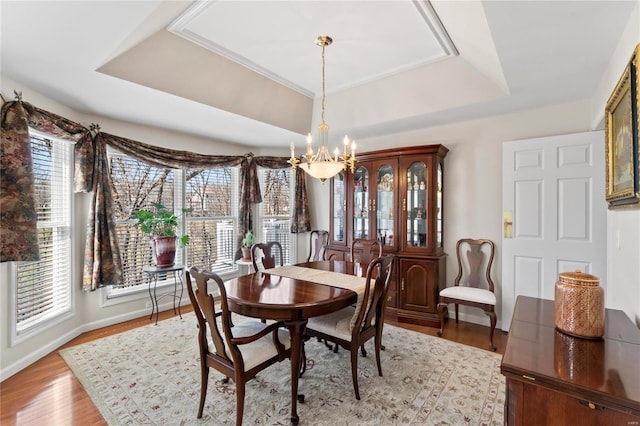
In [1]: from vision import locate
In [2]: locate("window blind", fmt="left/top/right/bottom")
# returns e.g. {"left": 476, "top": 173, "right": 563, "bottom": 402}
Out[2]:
{"left": 109, "top": 153, "right": 175, "bottom": 288}
{"left": 15, "top": 135, "right": 73, "bottom": 333}
{"left": 185, "top": 167, "right": 238, "bottom": 272}
{"left": 260, "top": 169, "right": 292, "bottom": 264}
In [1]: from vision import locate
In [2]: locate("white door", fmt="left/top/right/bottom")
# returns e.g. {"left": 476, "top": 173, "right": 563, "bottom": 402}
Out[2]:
{"left": 502, "top": 131, "right": 607, "bottom": 330}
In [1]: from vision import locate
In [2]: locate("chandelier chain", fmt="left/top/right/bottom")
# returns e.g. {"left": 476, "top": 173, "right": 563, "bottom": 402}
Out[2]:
{"left": 321, "top": 41, "right": 326, "bottom": 125}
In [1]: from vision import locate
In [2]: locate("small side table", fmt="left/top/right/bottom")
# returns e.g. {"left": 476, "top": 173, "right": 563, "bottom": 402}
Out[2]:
{"left": 235, "top": 258, "right": 254, "bottom": 275}
{"left": 143, "top": 264, "right": 185, "bottom": 325}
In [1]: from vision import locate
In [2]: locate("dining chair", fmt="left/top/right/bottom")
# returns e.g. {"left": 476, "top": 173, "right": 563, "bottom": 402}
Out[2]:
{"left": 350, "top": 238, "right": 383, "bottom": 265}
{"left": 307, "top": 230, "right": 329, "bottom": 262}
{"left": 304, "top": 254, "right": 396, "bottom": 400}
{"left": 185, "top": 266, "right": 292, "bottom": 425}
{"left": 437, "top": 238, "right": 497, "bottom": 351}
{"left": 251, "top": 241, "right": 284, "bottom": 271}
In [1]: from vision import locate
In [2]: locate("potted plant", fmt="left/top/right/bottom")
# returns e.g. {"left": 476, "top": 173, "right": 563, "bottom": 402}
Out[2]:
{"left": 241, "top": 230, "right": 256, "bottom": 260}
{"left": 132, "top": 203, "right": 189, "bottom": 268}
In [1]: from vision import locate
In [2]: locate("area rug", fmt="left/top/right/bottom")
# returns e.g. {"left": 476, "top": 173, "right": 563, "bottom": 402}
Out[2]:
{"left": 59, "top": 313, "right": 505, "bottom": 425}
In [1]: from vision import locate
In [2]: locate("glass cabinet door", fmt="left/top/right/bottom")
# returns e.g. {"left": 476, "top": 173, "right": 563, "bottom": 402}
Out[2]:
{"left": 331, "top": 171, "right": 346, "bottom": 244}
{"left": 376, "top": 163, "right": 395, "bottom": 248}
{"left": 352, "top": 166, "right": 370, "bottom": 240}
{"left": 437, "top": 163, "right": 443, "bottom": 248}
{"left": 406, "top": 161, "right": 427, "bottom": 248}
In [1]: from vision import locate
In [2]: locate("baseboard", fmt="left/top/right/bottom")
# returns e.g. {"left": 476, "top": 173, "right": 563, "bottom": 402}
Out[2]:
{"left": 0, "top": 302, "right": 187, "bottom": 382}
{"left": 454, "top": 311, "right": 504, "bottom": 331}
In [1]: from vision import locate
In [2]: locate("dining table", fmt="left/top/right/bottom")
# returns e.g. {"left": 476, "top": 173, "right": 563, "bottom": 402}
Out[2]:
{"left": 223, "top": 260, "right": 369, "bottom": 424}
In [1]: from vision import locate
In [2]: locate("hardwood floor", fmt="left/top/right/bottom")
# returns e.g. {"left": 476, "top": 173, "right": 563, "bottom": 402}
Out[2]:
{"left": 0, "top": 307, "right": 507, "bottom": 426}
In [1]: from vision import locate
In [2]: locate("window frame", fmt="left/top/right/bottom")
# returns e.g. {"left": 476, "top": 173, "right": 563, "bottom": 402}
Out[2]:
{"left": 103, "top": 160, "right": 242, "bottom": 304}
{"left": 256, "top": 168, "right": 296, "bottom": 265}
{"left": 9, "top": 129, "right": 75, "bottom": 346}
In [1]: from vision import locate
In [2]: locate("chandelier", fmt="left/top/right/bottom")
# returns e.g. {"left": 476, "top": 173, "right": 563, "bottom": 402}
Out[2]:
{"left": 289, "top": 35, "right": 356, "bottom": 182}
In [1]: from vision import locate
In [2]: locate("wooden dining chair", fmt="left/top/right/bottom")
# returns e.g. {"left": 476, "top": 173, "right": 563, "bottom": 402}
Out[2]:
{"left": 251, "top": 241, "right": 284, "bottom": 271}
{"left": 437, "top": 238, "right": 497, "bottom": 351}
{"left": 185, "top": 267, "right": 292, "bottom": 425}
{"left": 304, "top": 254, "right": 396, "bottom": 400}
{"left": 307, "top": 230, "right": 329, "bottom": 262}
{"left": 350, "top": 238, "right": 383, "bottom": 265}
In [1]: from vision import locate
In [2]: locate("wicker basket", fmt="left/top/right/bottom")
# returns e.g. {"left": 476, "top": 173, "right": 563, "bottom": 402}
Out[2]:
{"left": 554, "top": 270, "right": 604, "bottom": 339}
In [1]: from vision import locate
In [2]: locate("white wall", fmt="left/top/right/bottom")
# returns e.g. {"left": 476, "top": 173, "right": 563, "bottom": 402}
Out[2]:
{"left": 597, "top": 2, "right": 640, "bottom": 327}
{"left": 318, "top": 2, "right": 640, "bottom": 329}
{"left": 309, "top": 99, "right": 597, "bottom": 329}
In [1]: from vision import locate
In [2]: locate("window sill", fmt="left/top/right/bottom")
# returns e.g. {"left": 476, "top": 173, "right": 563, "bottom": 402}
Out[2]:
{"left": 100, "top": 268, "right": 240, "bottom": 307}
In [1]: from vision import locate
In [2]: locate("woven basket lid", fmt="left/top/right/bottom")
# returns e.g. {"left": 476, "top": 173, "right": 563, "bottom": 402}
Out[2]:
{"left": 558, "top": 270, "right": 600, "bottom": 287}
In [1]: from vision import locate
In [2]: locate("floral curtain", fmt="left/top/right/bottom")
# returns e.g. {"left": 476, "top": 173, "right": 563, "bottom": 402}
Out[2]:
{"left": 239, "top": 155, "right": 260, "bottom": 236}
{"left": 1, "top": 100, "right": 39, "bottom": 262}
{"left": 291, "top": 167, "right": 311, "bottom": 233}
{"left": 2, "top": 95, "right": 311, "bottom": 287}
{"left": 83, "top": 134, "right": 123, "bottom": 290}
{"left": 1, "top": 98, "right": 93, "bottom": 262}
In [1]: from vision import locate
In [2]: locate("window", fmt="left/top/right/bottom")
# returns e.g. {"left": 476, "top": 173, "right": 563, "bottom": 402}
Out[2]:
{"left": 258, "top": 169, "right": 294, "bottom": 264}
{"left": 184, "top": 167, "right": 239, "bottom": 273}
{"left": 12, "top": 133, "right": 74, "bottom": 340}
{"left": 108, "top": 154, "right": 242, "bottom": 295}
{"left": 109, "top": 153, "right": 176, "bottom": 288}
{"left": 105, "top": 153, "right": 295, "bottom": 299}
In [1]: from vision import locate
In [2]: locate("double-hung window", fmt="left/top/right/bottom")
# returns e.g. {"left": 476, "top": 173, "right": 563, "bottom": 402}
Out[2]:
{"left": 258, "top": 168, "right": 294, "bottom": 264}
{"left": 12, "top": 132, "right": 74, "bottom": 342}
{"left": 184, "top": 167, "right": 239, "bottom": 273}
{"left": 109, "top": 152, "right": 177, "bottom": 289}
{"left": 106, "top": 153, "right": 294, "bottom": 299}
{"left": 107, "top": 155, "right": 242, "bottom": 297}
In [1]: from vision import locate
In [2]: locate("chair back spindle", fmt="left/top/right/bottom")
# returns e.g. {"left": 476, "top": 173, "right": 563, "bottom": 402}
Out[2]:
{"left": 350, "top": 239, "right": 383, "bottom": 265}
{"left": 307, "top": 230, "right": 329, "bottom": 262}
{"left": 251, "top": 241, "right": 284, "bottom": 271}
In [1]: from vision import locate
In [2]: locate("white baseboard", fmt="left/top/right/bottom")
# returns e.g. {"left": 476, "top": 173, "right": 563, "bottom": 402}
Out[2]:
{"left": 450, "top": 311, "right": 504, "bottom": 331}
{"left": 0, "top": 301, "right": 189, "bottom": 382}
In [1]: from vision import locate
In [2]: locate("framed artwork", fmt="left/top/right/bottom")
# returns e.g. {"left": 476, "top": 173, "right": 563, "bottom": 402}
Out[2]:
{"left": 605, "top": 47, "right": 640, "bottom": 208}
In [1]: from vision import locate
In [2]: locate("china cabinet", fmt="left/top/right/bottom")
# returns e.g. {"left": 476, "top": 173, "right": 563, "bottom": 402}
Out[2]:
{"left": 326, "top": 144, "right": 448, "bottom": 327}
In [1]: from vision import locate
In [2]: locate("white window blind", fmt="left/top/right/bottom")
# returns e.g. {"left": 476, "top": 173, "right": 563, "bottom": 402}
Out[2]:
{"left": 15, "top": 134, "right": 73, "bottom": 335}
{"left": 259, "top": 169, "right": 293, "bottom": 264}
{"left": 109, "top": 153, "right": 176, "bottom": 288}
{"left": 185, "top": 167, "right": 238, "bottom": 273}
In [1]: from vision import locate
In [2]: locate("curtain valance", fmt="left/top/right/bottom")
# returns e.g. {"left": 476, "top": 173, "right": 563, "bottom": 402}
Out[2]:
{"left": 1, "top": 96, "right": 310, "bottom": 291}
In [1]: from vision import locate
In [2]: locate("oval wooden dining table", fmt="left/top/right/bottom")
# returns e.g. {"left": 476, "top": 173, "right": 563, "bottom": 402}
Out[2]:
{"left": 224, "top": 260, "right": 363, "bottom": 424}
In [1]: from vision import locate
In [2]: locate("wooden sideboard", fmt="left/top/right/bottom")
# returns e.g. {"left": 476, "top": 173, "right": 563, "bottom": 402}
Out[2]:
{"left": 501, "top": 296, "right": 640, "bottom": 425}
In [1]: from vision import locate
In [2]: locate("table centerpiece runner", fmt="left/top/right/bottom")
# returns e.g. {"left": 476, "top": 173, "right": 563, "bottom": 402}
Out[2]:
{"left": 263, "top": 265, "right": 372, "bottom": 329}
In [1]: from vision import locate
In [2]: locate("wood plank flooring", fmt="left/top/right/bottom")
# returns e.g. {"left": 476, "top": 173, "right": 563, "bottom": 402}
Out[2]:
{"left": 0, "top": 307, "right": 507, "bottom": 426}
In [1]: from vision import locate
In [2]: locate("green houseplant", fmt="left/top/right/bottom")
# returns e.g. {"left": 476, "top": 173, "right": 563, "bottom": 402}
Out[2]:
{"left": 132, "top": 203, "right": 189, "bottom": 267}
{"left": 240, "top": 230, "right": 256, "bottom": 260}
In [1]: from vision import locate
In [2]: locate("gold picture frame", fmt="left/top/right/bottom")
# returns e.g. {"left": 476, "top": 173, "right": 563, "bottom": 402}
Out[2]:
{"left": 605, "top": 47, "right": 639, "bottom": 208}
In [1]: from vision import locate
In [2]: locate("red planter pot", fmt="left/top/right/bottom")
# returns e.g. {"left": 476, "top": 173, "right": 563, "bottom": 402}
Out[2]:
{"left": 152, "top": 236, "right": 177, "bottom": 268}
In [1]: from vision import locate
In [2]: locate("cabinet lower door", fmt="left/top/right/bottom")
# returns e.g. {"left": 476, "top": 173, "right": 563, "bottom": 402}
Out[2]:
{"left": 399, "top": 258, "right": 439, "bottom": 314}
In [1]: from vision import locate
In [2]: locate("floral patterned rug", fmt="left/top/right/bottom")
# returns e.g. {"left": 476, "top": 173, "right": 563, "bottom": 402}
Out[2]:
{"left": 59, "top": 313, "right": 505, "bottom": 425}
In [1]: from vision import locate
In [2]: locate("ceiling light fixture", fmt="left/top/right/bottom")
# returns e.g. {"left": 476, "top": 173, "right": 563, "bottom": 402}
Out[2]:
{"left": 289, "top": 35, "right": 356, "bottom": 182}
